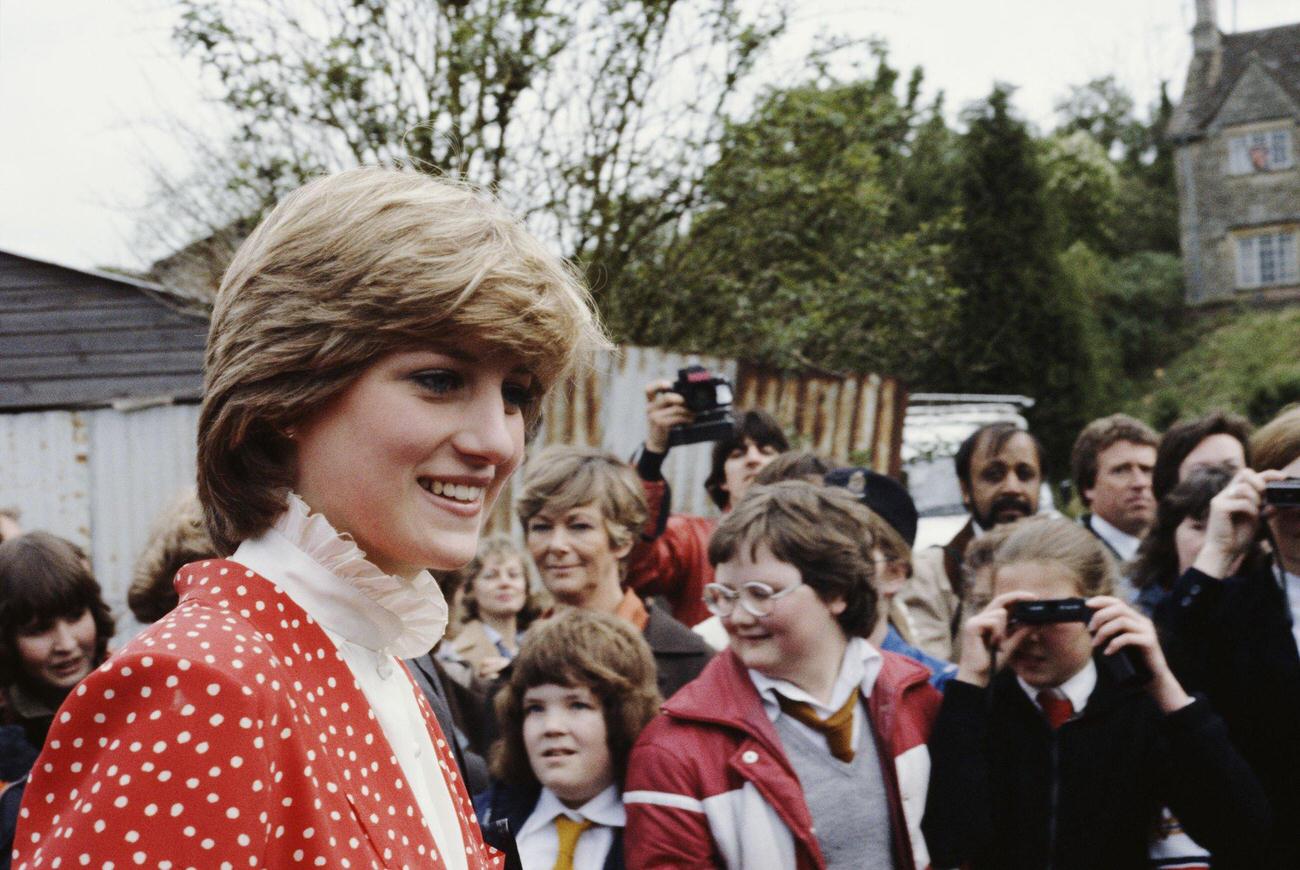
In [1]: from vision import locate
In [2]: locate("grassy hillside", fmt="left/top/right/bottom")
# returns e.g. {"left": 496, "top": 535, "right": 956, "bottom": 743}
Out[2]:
{"left": 1128, "top": 304, "right": 1300, "bottom": 428}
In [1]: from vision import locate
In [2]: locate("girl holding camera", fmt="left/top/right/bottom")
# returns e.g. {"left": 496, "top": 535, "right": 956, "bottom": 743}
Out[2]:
{"left": 924, "top": 517, "right": 1269, "bottom": 870}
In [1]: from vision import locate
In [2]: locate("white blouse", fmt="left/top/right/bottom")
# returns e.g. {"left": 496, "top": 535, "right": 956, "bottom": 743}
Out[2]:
{"left": 233, "top": 493, "right": 468, "bottom": 870}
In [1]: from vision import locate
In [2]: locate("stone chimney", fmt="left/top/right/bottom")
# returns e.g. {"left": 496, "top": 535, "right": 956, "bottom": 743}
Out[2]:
{"left": 1192, "top": 0, "right": 1223, "bottom": 86}
{"left": 1193, "top": 0, "right": 1222, "bottom": 55}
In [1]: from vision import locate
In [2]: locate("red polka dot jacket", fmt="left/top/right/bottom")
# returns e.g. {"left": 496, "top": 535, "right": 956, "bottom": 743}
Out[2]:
{"left": 11, "top": 560, "right": 505, "bottom": 869}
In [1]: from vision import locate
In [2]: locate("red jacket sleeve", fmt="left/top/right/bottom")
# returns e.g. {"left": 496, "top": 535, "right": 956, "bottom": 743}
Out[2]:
{"left": 623, "top": 729, "right": 720, "bottom": 870}
{"left": 624, "top": 478, "right": 717, "bottom": 627}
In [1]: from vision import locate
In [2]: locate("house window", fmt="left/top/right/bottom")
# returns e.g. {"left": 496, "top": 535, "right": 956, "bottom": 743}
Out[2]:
{"left": 1227, "top": 126, "right": 1294, "bottom": 174}
{"left": 1236, "top": 229, "right": 1300, "bottom": 288}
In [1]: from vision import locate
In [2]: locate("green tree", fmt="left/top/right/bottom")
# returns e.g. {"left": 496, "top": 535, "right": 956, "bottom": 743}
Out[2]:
{"left": 1040, "top": 130, "right": 1121, "bottom": 254}
{"left": 946, "top": 85, "right": 1102, "bottom": 470}
{"left": 1053, "top": 76, "right": 1179, "bottom": 255}
{"left": 1053, "top": 76, "right": 1144, "bottom": 160}
{"left": 154, "top": 0, "right": 787, "bottom": 308}
{"left": 618, "top": 51, "right": 961, "bottom": 382}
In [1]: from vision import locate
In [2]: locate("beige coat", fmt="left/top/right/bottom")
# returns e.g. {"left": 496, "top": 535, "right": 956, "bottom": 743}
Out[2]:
{"left": 898, "top": 519, "right": 975, "bottom": 662}
{"left": 450, "top": 620, "right": 511, "bottom": 673}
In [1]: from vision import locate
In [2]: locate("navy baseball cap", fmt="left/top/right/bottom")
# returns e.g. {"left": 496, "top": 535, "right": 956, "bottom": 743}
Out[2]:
{"left": 823, "top": 467, "right": 918, "bottom": 547}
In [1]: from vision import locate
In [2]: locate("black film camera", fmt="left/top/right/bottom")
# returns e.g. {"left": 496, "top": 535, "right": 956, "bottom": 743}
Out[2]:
{"left": 1264, "top": 478, "right": 1300, "bottom": 507}
{"left": 1009, "top": 597, "right": 1153, "bottom": 688}
{"left": 667, "top": 366, "right": 737, "bottom": 447}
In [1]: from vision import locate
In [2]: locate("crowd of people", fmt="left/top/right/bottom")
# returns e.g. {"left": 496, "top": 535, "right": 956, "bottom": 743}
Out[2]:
{"left": 0, "top": 167, "right": 1297, "bottom": 869}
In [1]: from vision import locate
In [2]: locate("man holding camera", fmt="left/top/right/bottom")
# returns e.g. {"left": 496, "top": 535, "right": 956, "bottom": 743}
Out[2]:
{"left": 627, "top": 378, "right": 788, "bottom": 627}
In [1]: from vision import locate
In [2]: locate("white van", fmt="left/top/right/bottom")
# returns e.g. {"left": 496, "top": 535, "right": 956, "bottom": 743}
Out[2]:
{"left": 902, "top": 393, "right": 1056, "bottom": 549}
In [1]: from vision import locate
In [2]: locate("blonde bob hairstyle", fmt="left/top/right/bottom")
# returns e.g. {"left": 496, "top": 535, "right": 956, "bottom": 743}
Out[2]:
{"left": 515, "top": 445, "right": 648, "bottom": 553}
{"left": 198, "top": 167, "right": 607, "bottom": 554}
{"left": 991, "top": 516, "right": 1117, "bottom": 599}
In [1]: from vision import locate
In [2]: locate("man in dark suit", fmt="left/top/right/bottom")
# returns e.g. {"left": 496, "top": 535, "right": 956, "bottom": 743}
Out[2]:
{"left": 1071, "top": 415, "right": 1159, "bottom": 595}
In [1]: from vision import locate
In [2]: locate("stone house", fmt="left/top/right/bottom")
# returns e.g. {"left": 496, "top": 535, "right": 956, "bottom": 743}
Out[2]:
{"left": 1168, "top": 0, "right": 1300, "bottom": 305}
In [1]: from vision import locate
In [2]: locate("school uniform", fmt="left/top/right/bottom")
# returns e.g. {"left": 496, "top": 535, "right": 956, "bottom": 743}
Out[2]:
{"left": 923, "top": 656, "right": 1271, "bottom": 870}
{"left": 625, "top": 639, "right": 940, "bottom": 869}
{"left": 476, "top": 782, "right": 624, "bottom": 870}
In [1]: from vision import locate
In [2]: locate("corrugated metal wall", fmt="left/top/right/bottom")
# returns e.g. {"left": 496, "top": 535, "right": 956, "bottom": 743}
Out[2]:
{"left": 0, "top": 347, "right": 902, "bottom": 639}
{"left": 489, "top": 347, "right": 905, "bottom": 533}
{"left": 0, "top": 404, "right": 199, "bottom": 639}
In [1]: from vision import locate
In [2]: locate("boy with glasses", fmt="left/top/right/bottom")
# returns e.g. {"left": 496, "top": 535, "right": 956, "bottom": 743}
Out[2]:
{"left": 624, "top": 481, "right": 941, "bottom": 869}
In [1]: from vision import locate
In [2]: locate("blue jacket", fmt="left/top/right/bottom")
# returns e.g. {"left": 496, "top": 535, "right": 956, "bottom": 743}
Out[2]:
{"left": 881, "top": 624, "right": 958, "bottom": 691}
{"left": 0, "top": 778, "right": 25, "bottom": 870}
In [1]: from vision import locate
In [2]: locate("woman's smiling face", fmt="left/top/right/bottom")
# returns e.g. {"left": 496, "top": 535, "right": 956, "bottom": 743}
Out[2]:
{"left": 292, "top": 344, "right": 531, "bottom": 578}
{"left": 471, "top": 555, "right": 529, "bottom": 620}
{"left": 525, "top": 503, "right": 629, "bottom": 609}
{"left": 16, "top": 608, "right": 97, "bottom": 693}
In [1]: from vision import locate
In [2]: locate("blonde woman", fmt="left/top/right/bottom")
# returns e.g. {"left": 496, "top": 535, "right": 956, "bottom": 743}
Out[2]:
{"left": 13, "top": 167, "right": 604, "bottom": 869}
{"left": 518, "top": 445, "right": 713, "bottom": 700}
{"left": 449, "top": 535, "right": 545, "bottom": 681}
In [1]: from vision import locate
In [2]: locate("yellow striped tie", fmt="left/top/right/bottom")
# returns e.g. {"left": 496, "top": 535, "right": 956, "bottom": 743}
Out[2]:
{"left": 553, "top": 815, "right": 595, "bottom": 870}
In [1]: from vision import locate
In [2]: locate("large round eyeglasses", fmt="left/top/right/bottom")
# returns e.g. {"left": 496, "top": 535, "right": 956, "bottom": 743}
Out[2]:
{"left": 701, "top": 580, "right": 802, "bottom": 619}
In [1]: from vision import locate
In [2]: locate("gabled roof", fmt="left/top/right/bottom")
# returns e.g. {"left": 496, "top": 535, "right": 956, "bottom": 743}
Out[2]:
{"left": 0, "top": 250, "right": 210, "bottom": 411}
{"left": 1172, "top": 23, "right": 1300, "bottom": 138}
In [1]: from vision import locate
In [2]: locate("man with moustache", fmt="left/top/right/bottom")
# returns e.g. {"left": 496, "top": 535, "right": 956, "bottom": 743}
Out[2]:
{"left": 1071, "top": 414, "right": 1158, "bottom": 597}
{"left": 901, "top": 422, "right": 1043, "bottom": 661}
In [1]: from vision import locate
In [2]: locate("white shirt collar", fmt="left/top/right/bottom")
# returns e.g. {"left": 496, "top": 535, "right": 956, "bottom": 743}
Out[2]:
{"left": 231, "top": 492, "right": 448, "bottom": 658}
{"left": 750, "top": 636, "right": 883, "bottom": 721}
{"left": 1089, "top": 513, "right": 1141, "bottom": 562}
{"left": 517, "top": 785, "right": 625, "bottom": 839}
{"left": 1018, "top": 657, "right": 1097, "bottom": 715}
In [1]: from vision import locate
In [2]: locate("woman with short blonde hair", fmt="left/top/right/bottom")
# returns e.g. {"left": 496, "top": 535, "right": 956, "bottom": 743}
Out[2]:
{"left": 444, "top": 534, "right": 546, "bottom": 682}
{"left": 516, "top": 445, "right": 648, "bottom": 553}
{"left": 13, "top": 166, "right": 605, "bottom": 870}
{"left": 519, "top": 444, "right": 712, "bottom": 699}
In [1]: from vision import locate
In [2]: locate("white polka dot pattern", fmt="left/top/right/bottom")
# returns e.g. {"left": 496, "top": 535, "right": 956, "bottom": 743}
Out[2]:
{"left": 11, "top": 559, "right": 504, "bottom": 870}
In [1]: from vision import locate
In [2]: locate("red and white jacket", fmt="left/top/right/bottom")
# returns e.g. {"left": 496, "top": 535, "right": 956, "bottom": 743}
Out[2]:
{"left": 624, "top": 648, "right": 940, "bottom": 870}
{"left": 624, "top": 478, "right": 718, "bottom": 628}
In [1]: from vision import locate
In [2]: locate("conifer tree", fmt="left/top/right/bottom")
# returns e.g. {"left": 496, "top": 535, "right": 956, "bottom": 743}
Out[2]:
{"left": 947, "top": 85, "right": 1098, "bottom": 469}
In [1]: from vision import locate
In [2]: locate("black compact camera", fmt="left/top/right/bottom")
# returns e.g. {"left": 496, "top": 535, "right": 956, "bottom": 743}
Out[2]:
{"left": 1264, "top": 478, "right": 1300, "bottom": 507}
{"left": 1009, "top": 597, "right": 1153, "bottom": 688}
{"left": 666, "top": 365, "right": 737, "bottom": 446}
{"left": 1009, "top": 598, "right": 1093, "bottom": 625}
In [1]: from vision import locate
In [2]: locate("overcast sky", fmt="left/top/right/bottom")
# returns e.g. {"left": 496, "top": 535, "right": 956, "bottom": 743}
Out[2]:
{"left": 1, "top": 0, "right": 1296, "bottom": 274}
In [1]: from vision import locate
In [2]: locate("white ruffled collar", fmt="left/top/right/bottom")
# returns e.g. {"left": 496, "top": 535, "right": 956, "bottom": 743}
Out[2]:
{"left": 231, "top": 493, "right": 448, "bottom": 659}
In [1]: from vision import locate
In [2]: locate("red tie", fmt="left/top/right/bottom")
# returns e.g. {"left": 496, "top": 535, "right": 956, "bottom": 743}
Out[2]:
{"left": 1037, "top": 690, "right": 1074, "bottom": 730}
